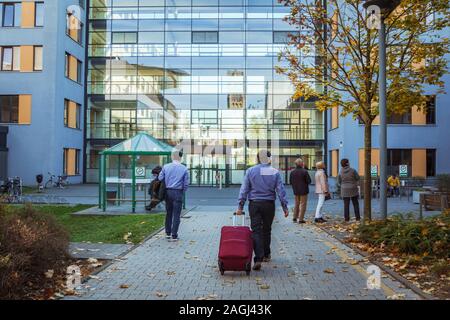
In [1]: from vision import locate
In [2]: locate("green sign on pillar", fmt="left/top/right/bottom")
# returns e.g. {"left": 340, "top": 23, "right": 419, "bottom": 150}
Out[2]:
{"left": 371, "top": 165, "right": 378, "bottom": 178}
{"left": 399, "top": 165, "right": 408, "bottom": 178}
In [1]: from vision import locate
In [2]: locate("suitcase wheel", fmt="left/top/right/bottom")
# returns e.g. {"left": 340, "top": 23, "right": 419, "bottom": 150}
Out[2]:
{"left": 245, "top": 262, "right": 251, "bottom": 276}
{"left": 218, "top": 260, "right": 225, "bottom": 275}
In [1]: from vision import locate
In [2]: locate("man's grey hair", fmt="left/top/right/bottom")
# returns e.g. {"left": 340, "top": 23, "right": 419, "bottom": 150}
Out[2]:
{"left": 257, "top": 149, "right": 271, "bottom": 165}
{"left": 295, "top": 158, "right": 304, "bottom": 167}
{"left": 171, "top": 149, "right": 182, "bottom": 161}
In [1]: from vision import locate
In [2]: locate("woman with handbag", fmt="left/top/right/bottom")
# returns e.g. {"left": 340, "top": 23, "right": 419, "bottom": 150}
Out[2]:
{"left": 314, "top": 161, "right": 329, "bottom": 223}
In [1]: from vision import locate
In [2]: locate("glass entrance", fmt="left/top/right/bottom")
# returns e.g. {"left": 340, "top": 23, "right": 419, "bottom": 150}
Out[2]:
{"left": 186, "top": 153, "right": 227, "bottom": 186}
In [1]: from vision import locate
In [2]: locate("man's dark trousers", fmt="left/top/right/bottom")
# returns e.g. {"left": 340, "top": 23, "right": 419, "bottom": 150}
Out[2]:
{"left": 249, "top": 200, "right": 275, "bottom": 263}
{"left": 165, "top": 189, "right": 183, "bottom": 238}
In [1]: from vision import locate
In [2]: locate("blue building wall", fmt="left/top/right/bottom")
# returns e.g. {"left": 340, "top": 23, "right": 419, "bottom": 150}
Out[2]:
{"left": 0, "top": 0, "right": 86, "bottom": 185}
{"left": 327, "top": 61, "right": 450, "bottom": 177}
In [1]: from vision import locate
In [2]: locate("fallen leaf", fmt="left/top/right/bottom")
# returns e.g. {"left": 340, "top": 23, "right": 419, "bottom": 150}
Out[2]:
{"left": 324, "top": 268, "right": 335, "bottom": 274}
{"left": 123, "top": 232, "right": 132, "bottom": 241}
{"left": 155, "top": 291, "right": 168, "bottom": 298}
{"left": 119, "top": 284, "right": 129, "bottom": 289}
{"left": 44, "top": 270, "right": 54, "bottom": 279}
{"left": 259, "top": 284, "right": 270, "bottom": 290}
{"left": 387, "top": 293, "right": 405, "bottom": 300}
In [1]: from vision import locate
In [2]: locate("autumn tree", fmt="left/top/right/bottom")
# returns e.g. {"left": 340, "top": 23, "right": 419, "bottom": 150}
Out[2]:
{"left": 277, "top": 0, "right": 449, "bottom": 221}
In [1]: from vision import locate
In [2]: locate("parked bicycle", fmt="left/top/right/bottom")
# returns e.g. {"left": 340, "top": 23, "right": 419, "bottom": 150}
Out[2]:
{"left": 0, "top": 176, "right": 23, "bottom": 203}
{"left": 45, "top": 172, "right": 69, "bottom": 189}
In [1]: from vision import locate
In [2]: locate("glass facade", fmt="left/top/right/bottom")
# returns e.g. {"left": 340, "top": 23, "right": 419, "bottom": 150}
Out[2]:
{"left": 86, "top": 0, "right": 325, "bottom": 185}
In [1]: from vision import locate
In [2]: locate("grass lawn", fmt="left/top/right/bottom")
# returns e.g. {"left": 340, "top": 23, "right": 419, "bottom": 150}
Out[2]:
{"left": 2, "top": 204, "right": 166, "bottom": 244}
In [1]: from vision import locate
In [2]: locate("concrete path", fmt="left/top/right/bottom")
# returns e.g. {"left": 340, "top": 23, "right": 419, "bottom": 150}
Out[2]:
{"left": 67, "top": 206, "right": 420, "bottom": 300}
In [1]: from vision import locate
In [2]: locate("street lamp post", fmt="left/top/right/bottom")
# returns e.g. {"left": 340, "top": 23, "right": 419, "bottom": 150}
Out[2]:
{"left": 363, "top": 0, "right": 401, "bottom": 220}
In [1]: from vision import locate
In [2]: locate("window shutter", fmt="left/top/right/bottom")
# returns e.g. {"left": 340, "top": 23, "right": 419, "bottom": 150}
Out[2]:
{"left": 68, "top": 101, "right": 77, "bottom": 128}
{"left": 411, "top": 108, "right": 426, "bottom": 125}
{"left": 67, "top": 149, "right": 76, "bottom": 175}
{"left": 21, "top": 1, "right": 35, "bottom": 28}
{"left": 412, "top": 149, "right": 427, "bottom": 177}
{"left": 20, "top": 45, "right": 34, "bottom": 72}
{"left": 18, "top": 94, "right": 32, "bottom": 124}
{"left": 69, "top": 55, "right": 78, "bottom": 81}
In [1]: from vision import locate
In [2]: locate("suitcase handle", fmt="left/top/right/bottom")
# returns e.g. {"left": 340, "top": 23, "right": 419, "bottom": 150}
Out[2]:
{"left": 232, "top": 212, "right": 246, "bottom": 226}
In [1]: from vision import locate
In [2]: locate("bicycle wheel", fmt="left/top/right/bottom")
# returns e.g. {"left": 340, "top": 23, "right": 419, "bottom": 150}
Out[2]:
{"left": 45, "top": 180, "right": 53, "bottom": 189}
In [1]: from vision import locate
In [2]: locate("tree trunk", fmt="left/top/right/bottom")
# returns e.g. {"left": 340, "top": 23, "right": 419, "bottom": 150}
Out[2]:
{"left": 364, "top": 123, "right": 372, "bottom": 222}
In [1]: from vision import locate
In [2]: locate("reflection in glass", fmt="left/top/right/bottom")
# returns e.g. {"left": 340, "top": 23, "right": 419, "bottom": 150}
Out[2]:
{"left": 86, "top": 0, "right": 325, "bottom": 184}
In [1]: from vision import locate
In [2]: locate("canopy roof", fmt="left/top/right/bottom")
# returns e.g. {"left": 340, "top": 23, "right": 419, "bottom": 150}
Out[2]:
{"left": 101, "top": 133, "right": 174, "bottom": 155}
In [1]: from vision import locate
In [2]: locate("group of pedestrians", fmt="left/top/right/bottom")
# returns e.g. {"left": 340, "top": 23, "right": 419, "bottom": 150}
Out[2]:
{"left": 155, "top": 148, "right": 361, "bottom": 271}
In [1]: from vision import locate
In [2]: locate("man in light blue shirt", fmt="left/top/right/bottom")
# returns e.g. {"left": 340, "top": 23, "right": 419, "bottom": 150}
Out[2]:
{"left": 158, "top": 149, "right": 189, "bottom": 241}
{"left": 237, "top": 150, "right": 289, "bottom": 271}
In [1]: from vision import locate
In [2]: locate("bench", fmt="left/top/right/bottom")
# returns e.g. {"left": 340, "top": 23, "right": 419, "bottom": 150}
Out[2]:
{"left": 419, "top": 193, "right": 450, "bottom": 218}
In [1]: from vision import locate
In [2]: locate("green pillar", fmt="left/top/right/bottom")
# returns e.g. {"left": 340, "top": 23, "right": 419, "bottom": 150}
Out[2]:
{"left": 102, "top": 154, "right": 107, "bottom": 212}
{"left": 131, "top": 154, "right": 136, "bottom": 213}
{"left": 117, "top": 155, "right": 121, "bottom": 206}
{"left": 98, "top": 155, "right": 102, "bottom": 208}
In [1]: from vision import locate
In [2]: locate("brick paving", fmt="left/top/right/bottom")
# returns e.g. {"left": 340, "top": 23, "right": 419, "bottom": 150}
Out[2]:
{"left": 67, "top": 205, "right": 420, "bottom": 300}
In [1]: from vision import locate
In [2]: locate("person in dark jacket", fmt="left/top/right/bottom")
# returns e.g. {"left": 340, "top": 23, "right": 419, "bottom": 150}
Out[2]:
{"left": 145, "top": 166, "right": 163, "bottom": 211}
{"left": 337, "top": 158, "right": 361, "bottom": 222}
{"left": 289, "top": 158, "right": 311, "bottom": 224}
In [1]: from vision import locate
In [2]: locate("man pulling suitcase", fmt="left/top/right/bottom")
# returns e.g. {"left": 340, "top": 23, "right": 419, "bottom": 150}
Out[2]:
{"left": 236, "top": 150, "right": 289, "bottom": 271}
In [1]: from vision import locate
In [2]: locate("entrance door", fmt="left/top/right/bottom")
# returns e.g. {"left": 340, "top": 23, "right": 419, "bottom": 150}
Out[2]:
{"left": 187, "top": 153, "right": 228, "bottom": 186}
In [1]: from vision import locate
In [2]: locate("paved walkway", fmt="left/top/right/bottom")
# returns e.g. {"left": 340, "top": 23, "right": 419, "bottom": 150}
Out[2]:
{"left": 68, "top": 206, "right": 420, "bottom": 300}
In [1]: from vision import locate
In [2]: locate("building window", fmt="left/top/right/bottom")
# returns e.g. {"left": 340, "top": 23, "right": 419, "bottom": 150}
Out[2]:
{"left": 112, "top": 32, "right": 137, "bottom": 44}
{"left": 64, "top": 99, "right": 81, "bottom": 129}
{"left": 33, "top": 46, "right": 43, "bottom": 71}
{"left": 66, "top": 13, "right": 83, "bottom": 44}
{"left": 426, "top": 149, "right": 436, "bottom": 177}
{"left": 0, "top": 46, "right": 20, "bottom": 71}
{"left": 0, "top": 95, "right": 18, "bottom": 123}
{"left": 191, "top": 110, "right": 218, "bottom": 125}
{"left": 1, "top": 2, "right": 21, "bottom": 27}
{"left": 0, "top": 46, "right": 12, "bottom": 70}
{"left": 65, "top": 52, "right": 82, "bottom": 83}
{"left": 387, "top": 149, "right": 412, "bottom": 175}
{"left": 192, "top": 31, "right": 218, "bottom": 44}
{"left": 63, "top": 148, "right": 80, "bottom": 176}
{"left": 273, "top": 31, "right": 291, "bottom": 44}
{"left": 387, "top": 112, "right": 411, "bottom": 124}
{"left": 425, "top": 95, "right": 436, "bottom": 124}
{"left": 34, "top": 2, "right": 44, "bottom": 27}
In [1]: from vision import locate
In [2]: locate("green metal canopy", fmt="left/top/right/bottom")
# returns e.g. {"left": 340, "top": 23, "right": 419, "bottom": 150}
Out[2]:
{"left": 99, "top": 133, "right": 174, "bottom": 213}
{"left": 101, "top": 132, "right": 174, "bottom": 156}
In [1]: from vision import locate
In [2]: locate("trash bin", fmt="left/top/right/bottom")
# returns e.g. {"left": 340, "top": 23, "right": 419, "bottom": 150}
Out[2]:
{"left": 106, "top": 190, "right": 117, "bottom": 205}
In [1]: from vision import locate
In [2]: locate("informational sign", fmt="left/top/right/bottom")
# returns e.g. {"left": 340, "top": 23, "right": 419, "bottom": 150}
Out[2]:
{"left": 399, "top": 165, "right": 408, "bottom": 178}
{"left": 135, "top": 167, "right": 146, "bottom": 178}
{"left": 371, "top": 165, "right": 378, "bottom": 177}
{"left": 228, "top": 94, "right": 244, "bottom": 109}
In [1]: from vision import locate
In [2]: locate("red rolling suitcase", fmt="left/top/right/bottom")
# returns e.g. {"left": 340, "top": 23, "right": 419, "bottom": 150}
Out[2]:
{"left": 218, "top": 212, "right": 253, "bottom": 276}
